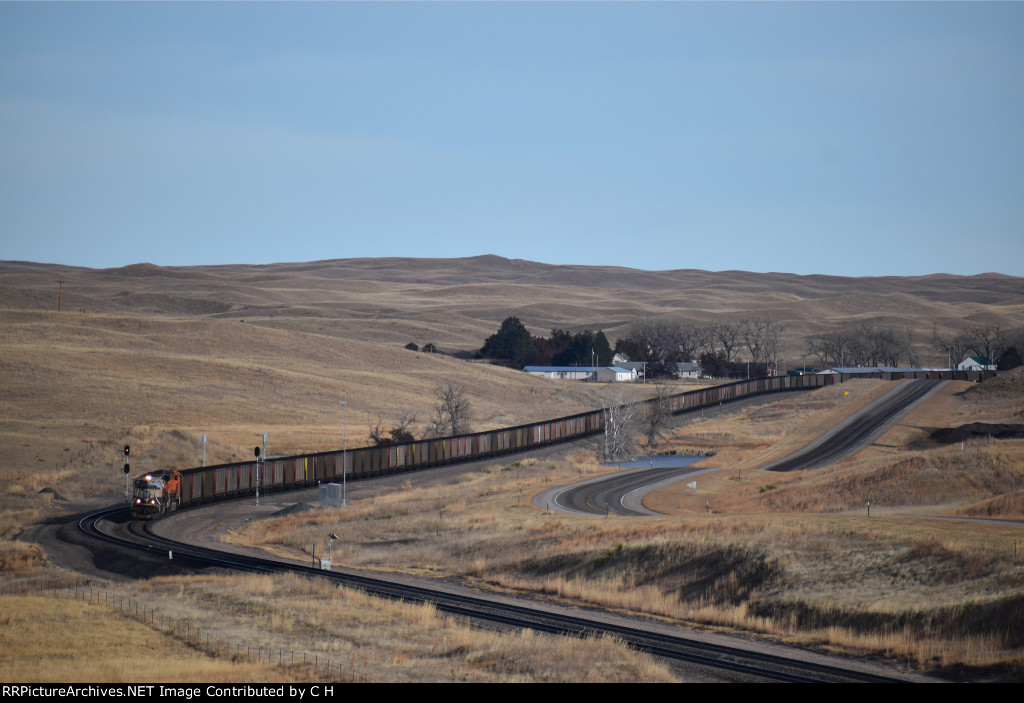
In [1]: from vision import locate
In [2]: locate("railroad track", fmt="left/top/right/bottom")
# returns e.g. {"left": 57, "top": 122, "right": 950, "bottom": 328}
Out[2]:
{"left": 78, "top": 506, "right": 907, "bottom": 683}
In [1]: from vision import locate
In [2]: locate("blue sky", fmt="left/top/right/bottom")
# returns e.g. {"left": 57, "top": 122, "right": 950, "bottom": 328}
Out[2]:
{"left": 2, "top": 2, "right": 1022, "bottom": 277}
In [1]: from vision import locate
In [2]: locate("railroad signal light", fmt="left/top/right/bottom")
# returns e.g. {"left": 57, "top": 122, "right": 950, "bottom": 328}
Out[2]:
{"left": 254, "top": 446, "right": 261, "bottom": 458}
{"left": 124, "top": 463, "right": 130, "bottom": 475}
{"left": 124, "top": 445, "right": 130, "bottom": 457}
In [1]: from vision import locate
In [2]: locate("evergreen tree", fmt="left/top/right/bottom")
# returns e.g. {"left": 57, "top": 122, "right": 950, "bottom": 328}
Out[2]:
{"left": 480, "top": 316, "right": 536, "bottom": 368}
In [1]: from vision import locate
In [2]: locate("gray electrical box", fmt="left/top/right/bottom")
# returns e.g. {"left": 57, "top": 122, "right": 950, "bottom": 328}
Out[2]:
{"left": 319, "top": 482, "right": 341, "bottom": 507}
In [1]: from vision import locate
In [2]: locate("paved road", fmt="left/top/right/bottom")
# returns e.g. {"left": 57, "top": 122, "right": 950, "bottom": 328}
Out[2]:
{"left": 539, "top": 379, "right": 945, "bottom": 516}
{"left": 537, "top": 456, "right": 707, "bottom": 517}
{"left": 760, "top": 379, "right": 943, "bottom": 472}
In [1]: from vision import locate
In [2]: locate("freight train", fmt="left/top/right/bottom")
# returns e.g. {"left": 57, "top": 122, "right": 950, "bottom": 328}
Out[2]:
{"left": 170, "top": 369, "right": 992, "bottom": 511}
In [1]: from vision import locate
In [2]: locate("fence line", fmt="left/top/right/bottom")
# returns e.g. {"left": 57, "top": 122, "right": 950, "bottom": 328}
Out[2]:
{"left": 1, "top": 579, "right": 363, "bottom": 682}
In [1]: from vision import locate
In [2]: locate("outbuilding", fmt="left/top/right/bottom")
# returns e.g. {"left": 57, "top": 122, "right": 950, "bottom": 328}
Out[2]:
{"left": 596, "top": 366, "right": 637, "bottom": 383}
{"left": 957, "top": 356, "right": 996, "bottom": 372}
{"left": 523, "top": 366, "right": 596, "bottom": 380}
{"left": 675, "top": 361, "right": 702, "bottom": 379}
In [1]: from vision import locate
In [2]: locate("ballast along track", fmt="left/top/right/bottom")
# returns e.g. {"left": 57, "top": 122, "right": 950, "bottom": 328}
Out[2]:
{"left": 79, "top": 506, "right": 905, "bottom": 683}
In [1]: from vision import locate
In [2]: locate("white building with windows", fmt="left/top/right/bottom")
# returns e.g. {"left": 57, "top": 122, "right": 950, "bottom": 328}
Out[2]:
{"left": 957, "top": 356, "right": 996, "bottom": 371}
{"left": 675, "top": 361, "right": 702, "bottom": 379}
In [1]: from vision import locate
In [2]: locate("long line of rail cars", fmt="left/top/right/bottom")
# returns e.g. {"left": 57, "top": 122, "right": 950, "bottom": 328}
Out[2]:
{"left": 173, "top": 369, "right": 994, "bottom": 509}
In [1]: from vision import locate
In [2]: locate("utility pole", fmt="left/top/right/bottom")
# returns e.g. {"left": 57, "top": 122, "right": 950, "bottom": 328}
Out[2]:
{"left": 341, "top": 391, "right": 348, "bottom": 507}
{"left": 56, "top": 280, "right": 65, "bottom": 311}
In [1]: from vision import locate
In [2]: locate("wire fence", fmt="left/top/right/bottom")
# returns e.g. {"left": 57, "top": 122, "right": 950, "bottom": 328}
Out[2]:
{"left": 0, "top": 578, "right": 366, "bottom": 683}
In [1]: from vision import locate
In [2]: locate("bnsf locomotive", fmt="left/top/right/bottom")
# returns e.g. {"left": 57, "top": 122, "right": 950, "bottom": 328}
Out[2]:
{"left": 131, "top": 470, "right": 183, "bottom": 519}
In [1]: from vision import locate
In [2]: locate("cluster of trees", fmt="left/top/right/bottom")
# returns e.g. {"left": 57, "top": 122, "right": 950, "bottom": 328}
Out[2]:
{"left": 614, "top": 317, "right": 783, "bottom": 378}
{"left": 933, "top": 323, "right": 1022, "bottom": 370}
{"left": 476, "top": 315, "right": 1022, "bottom": 381}
{"left": 376, "top": 317, "right": 1021, "bottom": 461}
{"left": 368, "top": 379, "right": 473, "bottom": 446}
{"left": 806, "top": 325, "right": 915, "bottom": 368}
{"left": 404, "top": 342, "right": 438, "bottom": 353}
{"left": 801, "top": 322, "right": 1024, "bottom": 371}
{"left": 479, "top": 316, "right": 613, "bottom": 369}
{"left": 697, "top": 351, "right": 769, "bottom": 379}
{"left": 477, "top": 315, "right": 788, "bottom": 379}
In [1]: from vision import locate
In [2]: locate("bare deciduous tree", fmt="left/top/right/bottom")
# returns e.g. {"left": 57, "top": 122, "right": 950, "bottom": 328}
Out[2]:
{"left": 806, "top": 330, "right": 847, "bottom": 368}
{"left": 426, "top": 379, "right": 472, "bottom": 437}
{"left": 601, "top": 387, "right": 642, "bottom": 461}
{"left": 388, "top": 409, "right": 418, "bottom": 444}
{"left": 367, "top": 412, "right": 387, "bottom": 446}
{"left": 711, "top": 320, "right": 741, "bottom": 363}
{"left": 740, "top": 315, "right": 784, "bottom": 369}
{"left": 967, "top": 323, "right": 1007, "bottom": 362}
{"left": 641, "top": 383, "right": 674, "bottom": 448}
{"left": 934, "top": 327, "right": 975, "bottom": 367}
{"left": 807, "top": 323, "right": 909, "bottom": 368}
{"left": 368, "top": 409, "right": 419, "bottom": 445}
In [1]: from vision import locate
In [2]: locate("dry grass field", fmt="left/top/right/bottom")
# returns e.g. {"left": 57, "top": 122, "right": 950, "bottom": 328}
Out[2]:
{"left": 1, "top": 257, "right": 1023, "bottom": 681}
{"left": 228, "top": 373, "right": 1024, "bottom": 677}
{"left": 0, "top": 571, "right": 672, "bottom": 683}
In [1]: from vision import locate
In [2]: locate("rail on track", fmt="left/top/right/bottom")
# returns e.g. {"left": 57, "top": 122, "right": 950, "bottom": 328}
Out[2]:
{"left": 165, "top": 370, "right": 993, "bottom": 512}
{"left": 75, "top": 506, "right": 907, "bottom": 683}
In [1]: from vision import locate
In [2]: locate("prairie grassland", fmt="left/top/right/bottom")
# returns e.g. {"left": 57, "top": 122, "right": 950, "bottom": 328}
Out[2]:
{"left": 664, "top": 379, "right": 894, "bottom": 473}
{"left": 5, "top": 258, "right": 1022, "bottom": 365}
{"left": 0, "top": 309, "right": 664, "bottom": 507}
{"left": 0, "top": 560, "right": 675, "bottom": 683}
{"left": 661, "top": 377, "right": 1024, "bottom": 519}
{"left": 0, "top": 591, "right": 281, "bottom": 683}
{"left": 232, "top": 373, "right": 1024, "bottom": 675}
{"left": 0, "top": 306, "right": 680, "bottom": 682}
{"left": 4, "top": 259, "right": 1024, "bottom": 680}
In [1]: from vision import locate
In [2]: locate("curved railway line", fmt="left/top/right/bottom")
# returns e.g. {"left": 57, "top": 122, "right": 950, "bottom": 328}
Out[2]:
{"left": 70, "top": 374, "right": 978, "bottom": 682}
{"left": 77, "top": 505, "right": 908, "bottom": 683}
